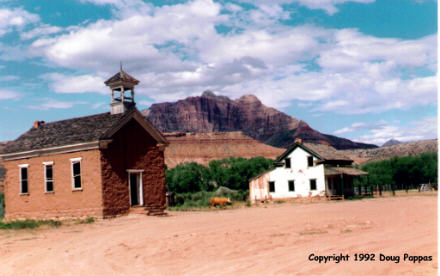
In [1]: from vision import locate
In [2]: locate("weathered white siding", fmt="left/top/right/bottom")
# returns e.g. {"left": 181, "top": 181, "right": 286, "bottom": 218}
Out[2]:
{"left": 249, "top": 171, "right": 271, "bottom": 203}
{"left": 250, "top": 147, "right": 326, "bottom": 202}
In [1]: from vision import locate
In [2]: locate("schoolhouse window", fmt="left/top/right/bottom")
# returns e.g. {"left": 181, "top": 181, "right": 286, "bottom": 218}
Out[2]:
{"left": 44, "top": 162, "right": 54, "bottom": 192}
{"left": 70, "top": 158, "right": 82, "bottom": 190}
{"left": 285, "top": 158, "right": 291, "bottom": 168}
{"left": 310, "top": 179, "right": 317, "bottom": 190}
{"left": 269, "top": 181, "right": 275, "bottom": 193}
{"left": 288, "top": 180, "right": 295, "bottom": 192}
{"left": 307, "top": 156, "right": 314, "bottom": 167}
{"left": 19, "top": 164, "right": 29, "bottom": 194}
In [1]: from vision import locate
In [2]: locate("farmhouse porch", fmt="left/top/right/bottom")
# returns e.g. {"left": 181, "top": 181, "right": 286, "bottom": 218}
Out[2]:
{"left": 324, "top": 166, "right": 369, "bottom": 199}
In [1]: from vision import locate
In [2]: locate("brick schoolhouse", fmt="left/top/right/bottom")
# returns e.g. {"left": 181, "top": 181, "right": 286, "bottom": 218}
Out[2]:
{"left": 0, "top": 68, "right": 169, "bottom": 220}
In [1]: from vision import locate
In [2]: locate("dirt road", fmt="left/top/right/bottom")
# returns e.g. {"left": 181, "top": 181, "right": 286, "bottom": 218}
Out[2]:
{"left": 0, "top": 196, "right": 436, "bottom": 275}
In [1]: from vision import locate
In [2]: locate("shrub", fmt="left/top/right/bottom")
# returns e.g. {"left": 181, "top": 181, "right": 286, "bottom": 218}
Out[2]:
{"left": 172, "top": 187, "right": 248, "bottom": 208}
{"left": 0, "top": 219, "right": 62, "bottom": 230}
{"left": 166, "top": 157, "right": 274, "bottom": 194}
{"left": 77, "top": 217, "right": 95, "bottom": 224}
{"left": 357, "top": 152, "right": 438, "bottom": 191}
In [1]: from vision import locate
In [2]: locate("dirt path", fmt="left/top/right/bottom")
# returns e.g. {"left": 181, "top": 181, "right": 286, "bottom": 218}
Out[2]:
{"left": 0, "top": 196, "right": 436, "bottom": 275}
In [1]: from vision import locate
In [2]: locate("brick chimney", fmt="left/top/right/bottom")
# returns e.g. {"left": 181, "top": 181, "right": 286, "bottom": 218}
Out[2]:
{"left": 294, "top": 138, "right": 303, "bottom": 144}
{"left": 33, "top": 120, "right": 45, "bottom": 129}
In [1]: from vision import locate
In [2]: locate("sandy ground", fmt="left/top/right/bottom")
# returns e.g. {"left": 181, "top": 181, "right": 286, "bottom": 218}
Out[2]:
{"left": 0, "top": 196, "right": 436, "bottom": 276}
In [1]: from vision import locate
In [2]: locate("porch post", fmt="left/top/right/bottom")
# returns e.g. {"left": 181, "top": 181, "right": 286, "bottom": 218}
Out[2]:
{"left": 139, "top": 172, "right": 144, "bottom": 206}
{"left": 340, "top": 174, "right": 344, "bottom": 199}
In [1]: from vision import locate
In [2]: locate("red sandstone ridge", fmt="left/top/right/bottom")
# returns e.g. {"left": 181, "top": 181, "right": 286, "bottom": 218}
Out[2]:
{"left": 142, "top": 91, "right": 377, "bottom": 150}
{"left": 163, "top": 131, "right": 284, "bottom": 168}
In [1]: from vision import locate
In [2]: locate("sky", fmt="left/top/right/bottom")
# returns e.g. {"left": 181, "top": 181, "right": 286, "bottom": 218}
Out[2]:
{"left": 0, "top": 0, "right": 437, "bottom": 146}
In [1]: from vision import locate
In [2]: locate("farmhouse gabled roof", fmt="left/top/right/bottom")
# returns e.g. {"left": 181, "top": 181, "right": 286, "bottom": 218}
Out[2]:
{"left": 0, "top": 109, "right": 168, "bottom": 159}
{"left": 104, "top": 70, "right": 139, "bottom": 85}
{"left": 276, "top": 142, "right": 352, "bottom": 162}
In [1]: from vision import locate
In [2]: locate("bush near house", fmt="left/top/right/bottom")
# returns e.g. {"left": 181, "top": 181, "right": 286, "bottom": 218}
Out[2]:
{"left": 166, "top": 157, "right": 274, "bottom": 194}
{"left": 166, "top": 157, "right": 271, "bottom": 208}
{"left": 173, "top": 188, "right": 249, "bottom": 208}
{"left": 355, "top": 152, "right": 437, "bottom": 191}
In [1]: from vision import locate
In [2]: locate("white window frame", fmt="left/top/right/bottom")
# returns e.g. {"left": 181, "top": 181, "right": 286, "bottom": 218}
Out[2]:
{"left": 43, "top": 161, "right": 54, "bottom": 193}
{"left": 18, "top": 164, "right": 29, "bottom": 194}
{"left": 70, "top": 157, "right": 82, "bottom": 190}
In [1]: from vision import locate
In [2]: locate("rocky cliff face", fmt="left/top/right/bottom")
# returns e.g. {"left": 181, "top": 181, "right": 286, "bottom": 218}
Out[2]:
{"left": 163, "top": 131, "right": 284, "bottom": 168}
{"left": 143, "top": 91, "right": 377, "bottom": 150}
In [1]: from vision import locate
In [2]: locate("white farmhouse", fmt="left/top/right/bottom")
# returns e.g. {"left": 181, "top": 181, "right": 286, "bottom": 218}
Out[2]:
{"left": 249, "top": 139, "right": 368, "bottom": 203}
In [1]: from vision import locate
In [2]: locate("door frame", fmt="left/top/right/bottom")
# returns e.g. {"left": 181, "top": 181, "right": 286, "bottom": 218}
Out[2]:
{"left": 127, "top": 169, "right": 144, "bottom": 206}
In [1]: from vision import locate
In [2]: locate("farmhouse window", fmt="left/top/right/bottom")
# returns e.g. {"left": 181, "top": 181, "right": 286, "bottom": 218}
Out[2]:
{"left": 310, "top": 179, "right": 317, "bottom": 190}
{"left": 269, "top": 181, "right": 275, "bottom": 193}
{"left": 285, "top": 158, "right": 291, "bottom": 168}
{"left": 44, "top": 162, "right": 54, "bottom": 192}
{"left": 71, "top": 158, "right": 82, "bottom": 190}
{"left": 307, "top": 156, "right": 314, "bottom": 167}
{"left": 19, "top": 164, "right": 29, "bottom": 194}
{"left": 288, "top": 180, "right": 295, "bottom": 192}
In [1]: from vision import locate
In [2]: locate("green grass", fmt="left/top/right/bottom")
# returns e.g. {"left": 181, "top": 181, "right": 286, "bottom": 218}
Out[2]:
{"left": 169, "top": 188, "right": 248, "bottom": 211}
{"left": 299, "top": 229, "right": 328, "bottom": 236}
{"left": 345, "top": 195, "right": 374, "bottom": 201}
{"left": 77, "top": 217, "right": 95, "bottom": 224}
{"left": 0, "top": 219, "right": 62, "bottom": 230}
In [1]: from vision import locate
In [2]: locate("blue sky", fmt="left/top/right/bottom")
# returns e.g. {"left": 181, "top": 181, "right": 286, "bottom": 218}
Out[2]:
{"left": 0, "top": 0, "right": 437, "bottom": 145}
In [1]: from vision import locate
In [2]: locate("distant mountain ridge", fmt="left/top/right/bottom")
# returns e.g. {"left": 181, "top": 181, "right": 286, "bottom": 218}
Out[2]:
{"left": 342, "top": 139, "right": 438, "bottom": 164}
{"left": 382, "top": 139, "right": 402, "bottom": 147}
{"left": 143, "top": 91, "right": 377, "bottom": 150}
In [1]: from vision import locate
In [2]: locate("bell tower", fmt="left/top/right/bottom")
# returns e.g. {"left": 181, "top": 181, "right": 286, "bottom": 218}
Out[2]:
{"left": 105, "top": 63, "right": 140, "bottom": 115}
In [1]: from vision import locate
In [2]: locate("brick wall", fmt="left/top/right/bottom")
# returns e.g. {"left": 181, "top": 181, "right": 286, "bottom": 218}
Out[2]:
{"left": 3, "top": 149, "right": 103, "bottom": 220}
{"left": 100, "top": 119, "right": 166, "bottom": 217}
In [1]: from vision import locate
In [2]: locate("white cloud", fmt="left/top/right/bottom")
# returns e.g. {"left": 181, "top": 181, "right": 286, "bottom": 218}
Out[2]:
{"left": 20, "top": 24, "right": 62, "bottom": 40}
{"left": 224, "top": 3, "right": 243, "bottom": 13}
{"left": 45, "top": 73, "right": 107, "bottom": 94}
{"left": 355, "top": 117, "right": 437, "bottom": 145}
{"left": 0, "top": 8, "right": 39, "bottom": 36}
{"left": 318, "top": 30, "right": 437, "bottom": 72}
{"left": 26, "top": 98, "right": 87, "bottom": 110}
{"left": 294, "top": 0, "right": 375, "bottom": 15}
{"left": 34, "top": 0, "right": 223, "bottom": 72}
{"left": 238, "top": 0, "right": 375, "bottom": 15}
{"left": 0, "top": 89, "right": 22, "bottom": 100}
{"left": 0, "top": 75, "right": 19, "bottom": 81}
{"left": 334, "top": 121, "right": 387, "bottom": 134}
{"left": 80, "top": 0, "right": 121, "bottom": 4}
{"left": 28, "top": 0, "right": 435, "bottom": 115}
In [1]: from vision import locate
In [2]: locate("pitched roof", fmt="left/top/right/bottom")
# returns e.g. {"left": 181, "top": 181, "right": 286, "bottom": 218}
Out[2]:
{"left": 277, "top": 142, "right": 352, "bottom": 162}
{"left": 104, "top": 70, "right": 139, "bottom": 85}
{"left": 1, "top": 109, "right": 167, "bottom": 156}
